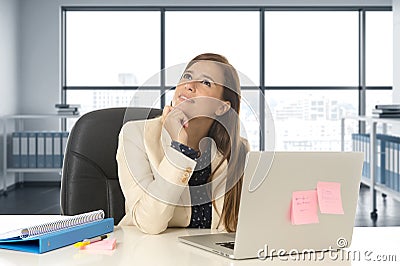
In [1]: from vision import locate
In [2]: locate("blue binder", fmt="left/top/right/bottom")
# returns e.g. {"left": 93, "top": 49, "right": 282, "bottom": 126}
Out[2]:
{"left": 0, "top": 218, "right": 114, "bottom": 254}
{"left": 28, "top": 132, "right": 37, "bottom": 168}
{"left": 20, "top": 132, "right": 29, "bottom": 168}
{"left": 11, "top": 132, "right": 20, "bottom": 168}
{"left": 61, "top": 132, "right": 69, "bottom": 167}
{"left": 37, "top": 132, "right": 45, "bottom": 168}
{"left": 53, "top": 132, "right": 62, "bottom": 168}
{"left": 44, "top": 132, "right": 53, "bottom": 168}
{"left": 395, "top": 142, "right": 399, "bottom": 192}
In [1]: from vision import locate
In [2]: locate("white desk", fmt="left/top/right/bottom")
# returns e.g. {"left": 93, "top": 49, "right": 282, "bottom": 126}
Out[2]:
{"left": 0, "top": 226, "right": 399, "bottom": 265}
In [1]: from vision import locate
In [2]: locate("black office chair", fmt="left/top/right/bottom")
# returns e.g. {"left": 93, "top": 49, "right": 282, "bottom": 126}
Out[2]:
{"left": 60, "top": 107, "right": 162, "bottom": 224}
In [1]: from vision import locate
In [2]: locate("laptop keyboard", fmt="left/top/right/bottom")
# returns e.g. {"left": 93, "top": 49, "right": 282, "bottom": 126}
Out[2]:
{"left": 216, "top": 241, "right": 235, "bottom": 250}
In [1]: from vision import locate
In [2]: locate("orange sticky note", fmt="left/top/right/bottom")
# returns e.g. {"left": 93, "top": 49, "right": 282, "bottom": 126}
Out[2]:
{"left": 80, "top": 238, "right": 116, "bottom": 251}
{"left": 317, "top": 182, "right": 344, "bottom": 214}
{"left": 291, "top": 190, "right": 319, "bottom": 225}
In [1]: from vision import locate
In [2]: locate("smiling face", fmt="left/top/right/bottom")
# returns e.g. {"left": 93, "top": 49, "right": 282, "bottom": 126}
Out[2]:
{"left": 172, "top": 60, "right": 230, "bottom": 119}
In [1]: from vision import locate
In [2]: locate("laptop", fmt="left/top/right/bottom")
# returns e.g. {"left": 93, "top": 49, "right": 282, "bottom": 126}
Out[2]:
{"left": 178, "top": 151, "right": 363, "bottom": 260}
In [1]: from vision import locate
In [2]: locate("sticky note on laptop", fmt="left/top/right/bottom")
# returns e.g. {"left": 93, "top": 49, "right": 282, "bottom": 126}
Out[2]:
{"left": 317, "top": 182, "right": 344, "bottom": 214}
{"left": 291, "top": 190, "right": 319, "bottom": 225}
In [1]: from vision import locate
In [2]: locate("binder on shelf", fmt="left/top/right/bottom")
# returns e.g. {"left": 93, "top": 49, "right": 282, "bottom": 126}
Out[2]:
{"left": 366, "top": 135, "right": 370, "bottom": 179}
{"left": 397, "top": 142, "right": 400, "bottom": 192}
{"left": 352, "top": 134, "right": 361, "bottom": 151}
{"left": 388, "top": 142, "right": 392, "bottom": 189}
{"left": 391, "top": 142, "right": 395, "bottom": 190}
{"left": 11, "top": 132, "right": 20, "bottom": 168}
{"left": 377, "top": 134, "right": 386, "bottom": 184}
{"left": 0, "top": 210, "right": 113, "bottom": 254}
{"left": 394, "top": 142, "right": 397, "bottom": 191}
{"left": 352, "top": 134, "right": 358, "bottom": 152}
{"left": 377, "top": 138, "right": 381, "bottom": 183}
{"left": 357, "top": 134, "right": 364, "bottom": 177}
{"left": 61, "top": 132, "right": 69, "bottom": 165}
{"left": 392, "top": 142, "right": 396, "bottom": 191}
{"left": 391, "top": 141, "right": 395, "bottom": 190}
{"left": 53, "top": 132, "right": 62, "bottom": 168}
{"left": 385, "top": 141, "right": 390, "bottom": 189}
{"left": 395, "top": 142, "right": 399, "bottom": 191}
{"left": 37, "top": 132, "right": 45, "bottom": 168}
{"left": 28, "top": 132, "right": 37, "bottom": 168}
{"left": 20, "top": 132, "right": 28, "bottom": 168}
{"left": 45, "top": 132, "right": 53, "bottom": 168}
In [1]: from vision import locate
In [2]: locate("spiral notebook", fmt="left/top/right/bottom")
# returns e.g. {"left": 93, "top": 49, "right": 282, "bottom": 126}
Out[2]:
{"left": 0, "top": 210, "right": 114, "bottom": 253}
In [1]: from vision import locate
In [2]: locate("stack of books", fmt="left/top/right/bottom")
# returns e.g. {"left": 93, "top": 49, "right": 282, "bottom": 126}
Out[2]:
{"left": 55, "top": 103, "right": 80, "bottom": 115}
{"left": 372, "top": 104, "right": 400, "bottom": 118}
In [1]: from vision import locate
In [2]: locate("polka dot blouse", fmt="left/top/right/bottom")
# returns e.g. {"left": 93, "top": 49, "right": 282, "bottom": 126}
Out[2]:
{"left": 171, "top": 140, "right": 212, "bottom": 229}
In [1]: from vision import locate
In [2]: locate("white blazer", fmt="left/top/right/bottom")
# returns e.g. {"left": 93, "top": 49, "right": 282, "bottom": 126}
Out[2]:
{"left": 116, "top": 116, "right": 228, "bottom": 234}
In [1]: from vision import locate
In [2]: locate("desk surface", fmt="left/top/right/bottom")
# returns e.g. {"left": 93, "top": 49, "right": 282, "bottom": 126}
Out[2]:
{"left": 0, "top": 226, "right": 399, "bottom": 266}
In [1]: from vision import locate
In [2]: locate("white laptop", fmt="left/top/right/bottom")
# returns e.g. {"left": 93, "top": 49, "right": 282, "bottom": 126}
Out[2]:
{"left": 178, "top": 151, "right": 363, "bottom": 260}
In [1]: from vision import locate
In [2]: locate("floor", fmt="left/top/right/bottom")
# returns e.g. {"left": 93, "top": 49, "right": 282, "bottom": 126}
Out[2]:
{"left": 0, "top": 183, "right": 400, "bottom": 226}
{"left": 0, "top": 182, "right": 61, "bottom": 215}
{"left": 355, "top": 184, "right": 400, "bottom": 226}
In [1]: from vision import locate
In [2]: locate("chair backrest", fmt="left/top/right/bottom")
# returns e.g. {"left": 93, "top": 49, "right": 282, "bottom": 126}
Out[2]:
{"left": 60, "top": 107, "right": 162, "bottom": 224}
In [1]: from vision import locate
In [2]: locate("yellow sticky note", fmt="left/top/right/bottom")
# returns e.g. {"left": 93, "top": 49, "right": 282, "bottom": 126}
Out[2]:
{"left": 317, "top": 182, "right": 344, "bottom": 214}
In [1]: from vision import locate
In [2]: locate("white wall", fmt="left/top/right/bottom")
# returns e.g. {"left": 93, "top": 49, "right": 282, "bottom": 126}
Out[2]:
{"left": 0, "top": 0, "right": 18, "bottom": 116}
{"left": 0, "top": 0, "right": 19, "bottom": 190}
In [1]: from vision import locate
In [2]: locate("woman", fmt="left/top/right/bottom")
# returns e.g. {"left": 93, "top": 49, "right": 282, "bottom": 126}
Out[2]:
{"left": 116, "top": 53, "right": 249, "bottom": 234}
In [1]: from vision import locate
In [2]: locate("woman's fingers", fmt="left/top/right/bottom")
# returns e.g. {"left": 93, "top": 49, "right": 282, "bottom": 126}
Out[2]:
{"left": 164, "top": 106, "right": 189, "bottom": 128}
{"left": 162, "top": 106, "right": 189, "bottom": 144}
{"left": 171, "top": 107, "right": 189, "bottom": 128}
{"left": 161, "top": 105, "right": 173, "bottom": 123}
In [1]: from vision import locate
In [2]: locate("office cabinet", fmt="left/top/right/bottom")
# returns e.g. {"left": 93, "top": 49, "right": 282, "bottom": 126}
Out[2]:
{"left": 341, "top": 116, "right": 400, "bottom": 219}
{"left": 1, "top": 114, "right": 79, "bottom": 195}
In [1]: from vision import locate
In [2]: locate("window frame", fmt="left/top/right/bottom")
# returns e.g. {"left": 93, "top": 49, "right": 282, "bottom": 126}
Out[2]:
{"left": 61, "top": 6, "right": 392, "bottom": 150}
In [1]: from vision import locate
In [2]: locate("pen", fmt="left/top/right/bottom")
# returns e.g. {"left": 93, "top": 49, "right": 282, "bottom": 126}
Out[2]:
{"left": 73, "top": 234, "right": 108, "bottom": 248}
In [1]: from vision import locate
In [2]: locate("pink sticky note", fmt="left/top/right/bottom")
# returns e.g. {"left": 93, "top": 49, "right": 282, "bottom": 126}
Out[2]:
{"left": 317, "top": 182, "right": 344, "bottom": 214}
{"left": 81, "top": 238, "right": 117, "bottom": 251}
{"left": 291, "top": 190, "right": 319, "bottom": 225}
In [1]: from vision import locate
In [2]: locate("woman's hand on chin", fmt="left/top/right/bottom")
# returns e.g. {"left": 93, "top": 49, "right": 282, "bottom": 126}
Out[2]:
{"left": 161, "top": 105, "right": 189, "bottom": 145}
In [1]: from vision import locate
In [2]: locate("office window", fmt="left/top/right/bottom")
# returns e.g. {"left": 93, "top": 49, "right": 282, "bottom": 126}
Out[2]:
{"left": 66, "top": 89, "right": 160, "bottom": 130}
{"left": 63, "top": 8, "right": 392, "bottom": 151}
{"left": 264, "top": 11, "right": 358, "bottom": 86}
{"left": 66, "top": 11, "right": 160, "bottom": 86}
{"left": 164, "top": 11, "right": 260, "bottom": 148}
{"left": 366, "top": 11, "right": 393, "bottom": 86}
{"left": 240, "top": 91, "right": 261, "bottom": 151}
{"left": 165, "top": 11, "right": 259, "bottom": 86}
{"left": 67, "top": 90, "right": 160, "bottom": 111}
{"left": 265, "top": 90, "right": 358, "bottom": 151}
